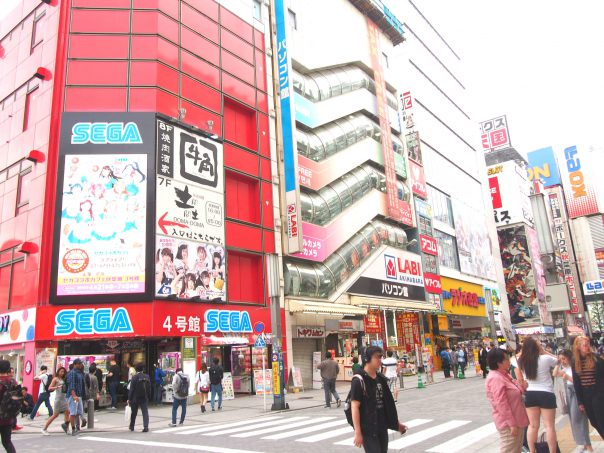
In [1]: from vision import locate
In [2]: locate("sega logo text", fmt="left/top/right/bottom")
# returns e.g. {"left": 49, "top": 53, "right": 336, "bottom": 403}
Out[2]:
{"left": 71, "top": 122, "right": 143, "bottom": 144}
{"left": 54, "top": 307, "right": 133, "bottom": 336}
{"left": 204, "top": 310, "right": 253, "bottom": 333}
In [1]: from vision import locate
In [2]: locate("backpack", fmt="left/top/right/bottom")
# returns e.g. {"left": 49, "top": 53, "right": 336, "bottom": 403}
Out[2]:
{"left": 176, "top": 374, "right": 189, "bottom": 398}
{"left": 135, "top": 375, "right": 150, "bottom": 400}
{"left": 0, "top": 380, "right": 23, "bottom": 420}
{"left": 344, "top": 375, "right": 366, "bottom": 428}
{"left": 43, "top": 373, "right": 54, "bottom": 393}
{"left": 209, "top": 365, "right": 222, "bottom": 385}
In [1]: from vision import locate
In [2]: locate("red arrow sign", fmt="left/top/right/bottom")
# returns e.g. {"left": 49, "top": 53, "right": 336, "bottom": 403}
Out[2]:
{"left": 158, "top": 212, "right": 188, "bottom": 235}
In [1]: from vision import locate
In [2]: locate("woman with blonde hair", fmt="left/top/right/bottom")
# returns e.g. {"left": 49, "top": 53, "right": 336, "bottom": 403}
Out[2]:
{"left": 572, "top": 335, "right": 604, "bottom": 439}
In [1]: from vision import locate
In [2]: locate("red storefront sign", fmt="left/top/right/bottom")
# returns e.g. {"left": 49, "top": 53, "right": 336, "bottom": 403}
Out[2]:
{"left": 396, "top": 312, "right": 421, "bottom": 352}
{"left": 420, "top": 234, "right": 438, "bottom": 256}
{"left": 364, "top": 309, "right": 382, "bottom": 334}
{"left": 409, "top": 160, "right": 427, "bottom": 199}
{"left": 489, "top": 177, "right": 503, "bottom": 209}
{"left": 424, "top": 273, "right": 442, "bottom": 294}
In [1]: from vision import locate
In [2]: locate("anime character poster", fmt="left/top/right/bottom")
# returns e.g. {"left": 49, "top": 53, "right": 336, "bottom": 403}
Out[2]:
{"left": 498, "top": 225, "right": 541, "bottom": 325}
{"left": 56, "top": 154, "right": 147, "bottom": 295}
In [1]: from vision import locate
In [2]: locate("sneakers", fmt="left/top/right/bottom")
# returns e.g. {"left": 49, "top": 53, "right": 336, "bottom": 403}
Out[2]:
{"left": 168, "top": 423, "right": 177, "bottom": 427}
{"left": 12, "top": 425, "right": 23, "bottom": 431}
{"left": 71, "top": 429, "right": 78, "bottom": 436}
{"left": 41, "top": 429, "right": 50, "bottom": 436}
{"left": 179, "top": 422, "right": 184, "bottom": 426}
{"left": 336, "top": 399, "right": 342, "bottom": 408}
{"left": 61, "top": 423, "right": 69, "bottom": 434}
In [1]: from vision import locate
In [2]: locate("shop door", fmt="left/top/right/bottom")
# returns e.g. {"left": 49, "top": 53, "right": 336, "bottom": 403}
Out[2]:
{"left": 292, "top": 338, "right": 319, "bottom": 390}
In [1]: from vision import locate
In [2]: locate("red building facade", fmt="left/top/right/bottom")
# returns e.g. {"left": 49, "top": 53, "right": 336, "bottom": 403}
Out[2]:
{"left": 0, "top": 0, "right": 279, "bottom": 398}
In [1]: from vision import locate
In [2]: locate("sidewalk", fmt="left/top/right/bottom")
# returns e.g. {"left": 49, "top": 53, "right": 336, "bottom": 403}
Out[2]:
{"left": 17, "top": 366, "right": 480, "bottom": 434}
{"left": 557, "top": 419, "right": 604, "bottom": 453}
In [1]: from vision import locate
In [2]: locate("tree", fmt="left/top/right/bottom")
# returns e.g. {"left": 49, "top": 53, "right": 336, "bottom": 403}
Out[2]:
{"left": 588, "top": 301, "right": 604, "bottom": 333}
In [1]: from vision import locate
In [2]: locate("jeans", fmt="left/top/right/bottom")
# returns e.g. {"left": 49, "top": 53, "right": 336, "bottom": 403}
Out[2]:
{"left": 363, "top": 430, "right": 389, "bottom": 453}
{"left": 154, "top": 382, "right": 164, "bottom": 404}
{"left": 172, "top": 398, "right": 187, "bottom": 424}
{"left": 210, "top": 384, "right": 223, "bottom": 409}
{"left": 0, "top": 425, "right": 15, "bottom": 453}
{"left": 29, "top": 392, "right": 53, "bottom": 419}
{"left": 109, "top": 381, "right": 119, "bottom": 408}
{"left": 130, "top": 400, "right": 149, "bottom": 430}
{"left": 323, "top": 378, "right": 340, "bottom": 406}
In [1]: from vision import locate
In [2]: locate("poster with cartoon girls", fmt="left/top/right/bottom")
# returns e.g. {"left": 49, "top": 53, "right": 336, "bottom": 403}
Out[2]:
{"left": 57, "top": 154, "right": 147, "bottom": 295}
{"left": 155, "top": 236, "right": 226, "bottom": 302}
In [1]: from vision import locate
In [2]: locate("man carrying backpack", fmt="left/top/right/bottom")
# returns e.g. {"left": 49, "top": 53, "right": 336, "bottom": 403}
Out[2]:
{"left": 29, "top": 365, "right": 53, "bottom": 420}
{"left": 350, "top": 346, "right": 407, "bottom": 453}
{"left": 0, "top": 360, "right": 19, "bottom": 453}
{"left": 65, "top": 359, "right": 86, "bottom": 436}
{"left": 209, "top": 358, "right": 224, "bottom": 412}
{"left": 168, "top": 368, "right": 189, "bottom": 427}
{"left": 127, "top": 364, "right": 150, "bottom": 432}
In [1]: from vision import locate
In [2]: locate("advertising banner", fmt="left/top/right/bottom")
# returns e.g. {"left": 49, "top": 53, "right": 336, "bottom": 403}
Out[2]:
{"left": 452, "top": 200, "right": 497, "bottom": 280}
{"left": 527, "top": 147, "right": 561, "bottom": 187}
{"left": 487, "top": 162, "right": 533, "bottom": 227}
{"left": 440, "top": 278, "right": 486, "bottom": 317}
{"left": 409, "top": 159, "right": 427, "bottom": 199}
{"left": 405, "top": 131, "right": 422, "bottom": 164}
{"left": 559, "top": 145, "right": 600, "bottom": 218}
{"left": 396, "top": 312, "right": 421, "bottom": 352}
{"left": 480, "top": 115, "right": 511, "bottom": 153}
{"left": 584, "top": 280, "right": 604, "bottom": 296}
{"left": 364, "top": 309, "right": 382, "bottom": 334}
{"left": 155, "top": 118, "right": 225, "bottom": 302}
{"left": 424, "top": 273, "right": 442, "bottom": 294}
{"left": 275, "top": 0, "right": 303, "bottom": 253}
{"left": 52, "top": 112, "right": 156, "bottom": 303}
{"left": 0, "top": 308, "right": 36, "bottom": 345}
{"left": 420, "top": 234, "right": 438, "bottom": 256}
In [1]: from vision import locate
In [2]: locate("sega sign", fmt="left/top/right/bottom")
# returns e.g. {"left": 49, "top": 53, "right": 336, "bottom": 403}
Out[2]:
{"left": 71, "top": 122, "right": 143, "bottom": 144}
{"left": 54, "top": 307, "right": 133, "bottom": 336}
{"left": 584, "top": 280, "right": 604, "bottom": 296}
{"left": 204, "top": 310, "right": 253, "bottom": 333}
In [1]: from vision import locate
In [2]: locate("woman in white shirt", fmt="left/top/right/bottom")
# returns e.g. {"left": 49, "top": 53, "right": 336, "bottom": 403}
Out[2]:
{"left": 196, "top": 363, "right": 211, "bottom": 413}
{"left": 518, "top": 336, "right": 558, "bottom": 453}
{"left": 554, "top": 349, "right": 593, "bottom": 452}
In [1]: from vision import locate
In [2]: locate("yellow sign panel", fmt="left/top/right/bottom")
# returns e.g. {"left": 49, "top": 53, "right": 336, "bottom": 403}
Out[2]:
{"left": 272, "top": 361, "right": 280, "bottom": 396}
{"left": 441, "top": 277, "right": 486, "bottom": 317}
{"left": 437, "top": 315, "right": 448, "bottom": 332}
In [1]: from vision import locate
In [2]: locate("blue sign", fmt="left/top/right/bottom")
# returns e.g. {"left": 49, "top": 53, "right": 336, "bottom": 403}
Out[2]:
{"left": 527, "top": 147, "right": 561, "bottom": 187}
{"left": 204, "top": 310, "right": 253, "bottom": 333}
{"left": 71, "top": 122, "right": 143, "bottom": 145}
{"left": 254, "top": 335, "right": 267, "bottom": 348}
{"left": 54, "top": 307, "right": 133, "bottom": 336}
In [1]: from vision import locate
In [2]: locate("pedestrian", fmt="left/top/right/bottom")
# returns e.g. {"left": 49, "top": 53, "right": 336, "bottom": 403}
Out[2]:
{"left": 106, "top": 360, "right": 121, "bottom": 410}
{"left": 485, "top": 348, "right": 529, "bottom": 453}
{"left": 19, "top": 388, "right": 34, "bottom": 417}
{"left": 65, "top": 358, "right": 86, "bottom": 436}
{"left": 29, "top": 365, "right": 53, "bottom": 420}
{"left": 352, "top": 357, "right": 363, "bottom": 375}
{"left": 458, "top": 345, "right": 468, "bottom": 376}
{"left": 209, "top": 357, "right": 224, "bottom": 411}
{"left": 127, "top": 361, "right": 136, "bottom": 390}
{"left": 351, "top": 346, "right": 407, "bottom": 453}
{"left": 572, "top": 335, "right": 604, "bottom": 440}
{"left": 42, "top": 367, "right": 70, "bottom": 436}
{"left": 451, "top": 347, "right": 459, "bottom": 379}
{"left": 554, "top": 349, "right": 592, "bottom": 452}
{"left": 195, "top": 363, "right": 210, "bottom": 413}
{"left": 127, "top": 364, "right": 151, "bottom": 433}
{"left": 317, "top": 351, "right": 341, "bottom": 408}
{"left": 440, "top": 347, "right": 451, "bottom": 378}
{"left": 0, "top": 360, "right": 17, "bottom": 453}
{"left": 518, "top": 336, "right": 558, "bottom": 453}
{"left": 92, "top": 362, "right": 104, "bottom": 410}
{"left": 88, "top": 363, "right": 101, "bottom": 406}
{"left": 169, "top": 367, "right": 190, "bottom": 426}
{"left": 154, "top": 363, "right": 167, "bottom": 405}
{"left": 479, "top": 344, "right": 489, "bottom": 379}
{"left": 381, "top": 351, "right": 399, "bottom": 401}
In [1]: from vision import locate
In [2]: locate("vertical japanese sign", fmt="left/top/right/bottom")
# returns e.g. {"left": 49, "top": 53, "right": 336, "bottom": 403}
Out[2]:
{"left": 275, "top": 0, "right": 303, "bottom": 253}
{"left": 409, "top": 159, "right": 427, "bottom": 198}
{"left": 559, "top": 145, "right": 600, "bottom": 218}
{"left": 155, "top": 118, "right": 226, "bottom": 302}
{"left": 480, "top": 115, "right": 511, "bottom": 153}
{"left": 548, "top": 189, "right": 580, "bottom": 313}
{"left": 367, "top": 20, "right": 413, "bottom": 227}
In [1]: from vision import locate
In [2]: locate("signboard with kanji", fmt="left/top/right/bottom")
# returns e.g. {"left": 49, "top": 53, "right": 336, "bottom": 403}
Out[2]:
{"left": 480, "top": 115, "right": 511, "bottom": 153}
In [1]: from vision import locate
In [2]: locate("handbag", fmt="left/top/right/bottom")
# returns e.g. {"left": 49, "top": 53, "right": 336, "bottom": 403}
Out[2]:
{"left": 124, "top": 404, "right": 132, "bottom": 422}
{"left": 535, "top": 432, "right": 561, "bottom": 453}
{"left": 554, "top": 376, "right": 569, "bottom": 415}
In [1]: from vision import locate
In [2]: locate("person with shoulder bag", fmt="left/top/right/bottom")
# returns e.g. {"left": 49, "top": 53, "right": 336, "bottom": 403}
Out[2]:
{"left": 169, "top": 368, "right": 190, "bottom": 427}
{"left": 196, "top": 363, "right": 210, "bottom": 413}
{"left": 29, "top": 365, "right": 53, "bottom": 420}
{"left": 209, "top": 358, "right": 224, "bottom": 412}
{"left": 42, "top": 367, "right": 70, "bottom": 435}
{"left": 573, "top": 335, "right": 604, "bottom": 441}
{"left": 0, "top": 360, "right": 19, "bottom": 453}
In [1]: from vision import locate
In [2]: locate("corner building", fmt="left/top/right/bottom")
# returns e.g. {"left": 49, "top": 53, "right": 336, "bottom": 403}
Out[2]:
{"left": 0, "top": 0, "right": 282, "bottom": 401}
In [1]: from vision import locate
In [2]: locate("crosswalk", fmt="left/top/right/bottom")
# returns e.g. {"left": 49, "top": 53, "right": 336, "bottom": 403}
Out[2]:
{"left": 151, "top": 414, "right": 499, "bottom": 451}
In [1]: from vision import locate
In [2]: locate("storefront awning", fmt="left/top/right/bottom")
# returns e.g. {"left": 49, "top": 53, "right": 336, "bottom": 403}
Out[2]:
{"left": 350, "top": 296, "right": 437, "bottom": 311}
{"left": 288, "top": 300, "right": 367, "bottom": 316}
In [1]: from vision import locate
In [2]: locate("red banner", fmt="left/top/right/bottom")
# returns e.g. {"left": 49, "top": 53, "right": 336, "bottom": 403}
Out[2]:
{"left": 396, "top": 312, "right": 421, "bottom": 352}
{"left": 364, "top": 309, "right": 382, "bottom": 334}
{"left": 424, "top": 272, "right": 442, "bottom": 294}
{"left": 420, "top": 234, "right": 438, "bottom": 256}
{"left": 489, "top": 176, "right": 502, "bottom": 209}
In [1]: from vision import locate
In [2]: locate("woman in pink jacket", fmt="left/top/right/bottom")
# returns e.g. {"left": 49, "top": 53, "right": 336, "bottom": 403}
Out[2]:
{"left": 485, "top": 348, "right": 530, "bottom": 453}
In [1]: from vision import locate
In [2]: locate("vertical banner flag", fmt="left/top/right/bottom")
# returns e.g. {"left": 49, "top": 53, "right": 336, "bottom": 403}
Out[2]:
{"left": 275, "top": 0, "right": 303, "bottom": 253}
{"left": 559, "top": 145, "right": 600, "bottom": 218}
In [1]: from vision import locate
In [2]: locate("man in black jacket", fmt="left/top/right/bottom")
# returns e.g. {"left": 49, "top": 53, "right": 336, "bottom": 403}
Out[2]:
{"left": 127, "top": 364, "right": 151, "bottom": 432}
{"left": 351, "top": 346, "right": 407, "bottom": 453}
{"left": 479, "top": 345, "right": 489, "bottom": 379}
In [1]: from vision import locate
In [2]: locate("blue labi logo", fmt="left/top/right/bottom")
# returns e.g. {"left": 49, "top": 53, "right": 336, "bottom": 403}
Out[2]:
{"left": 71, "top": 122, "right": 143, "bottom": 144}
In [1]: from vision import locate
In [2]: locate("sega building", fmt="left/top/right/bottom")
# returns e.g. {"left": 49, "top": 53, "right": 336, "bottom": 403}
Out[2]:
{"left": 1, "top": 0, "right": 281, "bottom": 398}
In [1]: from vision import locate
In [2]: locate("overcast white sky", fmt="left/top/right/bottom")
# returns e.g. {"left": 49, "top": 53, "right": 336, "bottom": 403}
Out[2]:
{"left": 1, "top": 0, "right": 602, "bottom": 156}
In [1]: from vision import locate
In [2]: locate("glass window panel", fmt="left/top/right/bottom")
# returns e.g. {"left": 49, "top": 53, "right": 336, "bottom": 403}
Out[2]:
{"left": 298, "top": 266, "right": 319, "bottom": 297}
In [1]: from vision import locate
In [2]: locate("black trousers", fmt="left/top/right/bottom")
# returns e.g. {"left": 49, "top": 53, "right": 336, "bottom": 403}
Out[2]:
{"left": 130, "top": 400, "right": 149, "bottom": 430}
{"left": 0, "top": 425, "right": 15, "bottom": 453}
{"left": 363, "top": 430, "right": 389, "bottom": 453}
{"left": 582, "top": 387, "right": 604, "bottom": 439}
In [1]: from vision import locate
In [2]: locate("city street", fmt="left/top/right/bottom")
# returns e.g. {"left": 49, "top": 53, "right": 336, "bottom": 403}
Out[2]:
{"left": 10, "top": 375, "right": 599, "bottom": 453}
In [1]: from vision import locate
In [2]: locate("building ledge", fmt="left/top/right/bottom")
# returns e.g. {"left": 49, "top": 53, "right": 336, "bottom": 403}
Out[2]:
{"left": 348, "top": 0, "right": 405, "bottom": 45}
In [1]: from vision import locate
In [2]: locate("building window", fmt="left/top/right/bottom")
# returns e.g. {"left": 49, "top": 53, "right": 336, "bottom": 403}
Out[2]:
{"left": 434, "top": 230, "right": 460, "bottom": 270}
{"left": 253, "top": 0, "right": 262, "bottom": 20}
{"left": 418, "top": 216, "right": 433, "bottom": 236}
{"left": 288, "top": 9, "right": 297, "bottom": 30}
{"left": 30, "top": 8, "right": 46, "bottom": 54}
{"left": 16, "top": 165, "right": 33, "bottom": 215}
{"left": 423, "top": 254, "right": 438, "bottom": 274}
{"left": 0, "top": 246, "right": 26, "bottom": 309}
{"left": 22, "top": 82, "right": 39, "bottom": 131}
{"left": 428, "top": 185, "right": 454, "bottom": 227}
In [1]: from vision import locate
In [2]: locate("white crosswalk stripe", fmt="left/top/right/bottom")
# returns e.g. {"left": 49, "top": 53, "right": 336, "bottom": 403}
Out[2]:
{"left": 231, "top": 416, "right": 335, "bottom": 438}
{"left": 178, "top": 416, "right": 284, "bottom": 435}
{"left": 155, "top": 422, "right": 221, "bottom": 434}
{"left": 203, "top": 416, "right": 309, "bottom": 436}
{"left": 333, "top": 418, "right": 432, "bottom": 447}
{"left": 296, "top": 426, "right": 355, "bottom": 443}
{"left": 387, "top": 419, "right": 472, "bottom": 449}
{"left": 262, "top": 419, "right": 349, "bottom": 440}
{"left": 426, "top": 422, "right": 497, "bottom": 453}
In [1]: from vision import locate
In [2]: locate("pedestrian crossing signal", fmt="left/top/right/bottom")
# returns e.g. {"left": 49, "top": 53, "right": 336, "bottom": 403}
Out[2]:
{"left": 254, "top": 335, "right": 266, "bottom": 348}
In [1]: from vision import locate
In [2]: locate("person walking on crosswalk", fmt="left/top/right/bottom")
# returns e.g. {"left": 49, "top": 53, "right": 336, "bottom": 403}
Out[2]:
{"left": 351, "top": 346, "right": 407, "bottom": 453}
{"left": 317, "top": 351, "right": 341, "bottom": 408}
